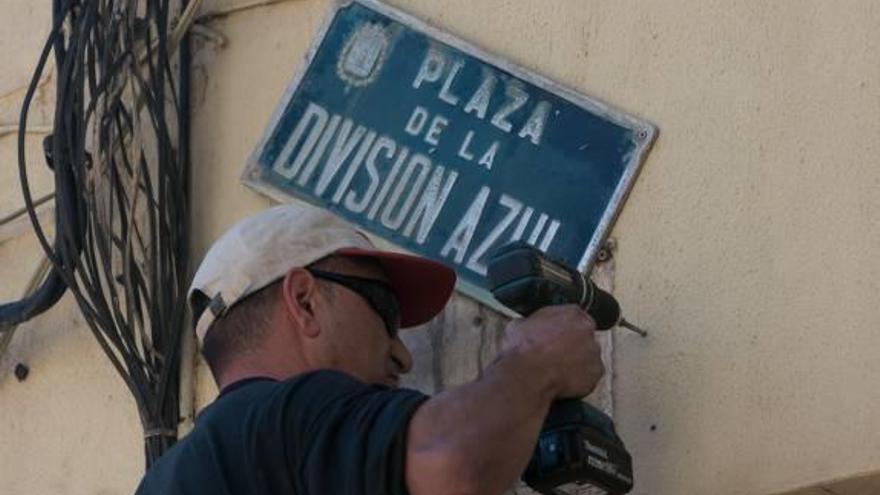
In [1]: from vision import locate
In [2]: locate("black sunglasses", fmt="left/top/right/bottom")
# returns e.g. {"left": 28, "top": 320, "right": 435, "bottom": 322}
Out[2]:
{"left": 306, "top": 268, "right": 401, "bottom": 337}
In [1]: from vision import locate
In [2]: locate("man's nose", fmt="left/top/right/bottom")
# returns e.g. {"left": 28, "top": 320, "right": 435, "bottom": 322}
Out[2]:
{"left": 390, "top": 337, "right": 413, "bottom": 374}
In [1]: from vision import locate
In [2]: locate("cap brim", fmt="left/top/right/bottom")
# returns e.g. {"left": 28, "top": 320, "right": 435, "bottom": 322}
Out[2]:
{"left": 335, "top": 247, "right": 456, "bottom": 329}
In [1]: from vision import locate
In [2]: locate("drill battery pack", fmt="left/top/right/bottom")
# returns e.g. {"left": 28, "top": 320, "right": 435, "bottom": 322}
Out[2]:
{"left": 523, "top": 400, "right": 634, "bottom": 495}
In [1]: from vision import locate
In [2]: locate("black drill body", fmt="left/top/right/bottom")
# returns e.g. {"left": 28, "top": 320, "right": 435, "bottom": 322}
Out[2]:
{"left": 486, "top": 242, "right": 634, "bottom": 495}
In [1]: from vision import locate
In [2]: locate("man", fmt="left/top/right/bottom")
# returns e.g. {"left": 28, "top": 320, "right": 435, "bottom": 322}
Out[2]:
{"left": 136, "top": 204, "right": 604, "bottom": 495}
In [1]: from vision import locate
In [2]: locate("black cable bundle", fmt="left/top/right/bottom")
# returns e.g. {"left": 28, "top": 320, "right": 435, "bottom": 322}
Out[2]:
{"left": 6, "top": 0, "right": 192, "bottom": 467}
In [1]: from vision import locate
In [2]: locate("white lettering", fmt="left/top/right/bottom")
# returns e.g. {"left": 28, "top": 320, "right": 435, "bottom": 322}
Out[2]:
{"left": 478, "top": 141, "right": 499, "bottom": 170}
{"left": 296, "top": 115, "right": 340, "bottom": 186}
{"left": 458, "top": 131, "right": 476, "bottom": 161}
{"left": 518, "top": 100, "right": 551, "bottom": 146}
{"left": 314, "top": 119, "right": 366, "bottom": 196}
{"left": 403, "top": 166, "right": 458, "bottom": 244}
{"left": 425, "top": 115, "right": 449, "bottom": 146}
{"left": 412, "top": 48, "right": 445, "bottom": 89}
{"left": 584, "top": 440, "right": 609, "bottom": 458}
{"left": 463, "top": 71, "right": 496, "bottom": 119}
{"left": 441, "top": 186, "right": 491, "bottom": 264}
{"left": 466, "top": 194, "right": 523, "bottom": 275}
{"left": 413, "top": 48, "right": 552, "bottom": 146}
{"left": 367, "top": 147, "right": 409, "bottom": 220}
{"left": 539, "top": 219, "right": 561, "bottom": 251}
{"left": 438, "top": 60, "right": 465, "bottom": 105}
{"left": 380, "top": 154, "right": 432, "bottom": 230}
{"left": 587, "top": 457, "right": 617, "bottom": 475}
{"left": 405, "top": 106, "right": 429, "bottom": 136}
{"left": 510, "top": 206, "right": 534, "bottom": 241}
{"left": 344, "top": 136, "right": 394, "bottom": 213}
{"left": 272, "top": 102, "right": 328, "bottom": 179}
{"left": 527, "top": 213, "right": 549, "bottom": 244}
{"left": 331, "top": 131, "right": 376, "bottom": 204}
{"left": 491, "top": 83, "right": 529, "bottom": 133}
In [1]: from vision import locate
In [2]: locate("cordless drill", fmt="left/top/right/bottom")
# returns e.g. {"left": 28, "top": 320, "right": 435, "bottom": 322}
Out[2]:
{"left": 486, "top": 242, "right": 643, "bottom": 495}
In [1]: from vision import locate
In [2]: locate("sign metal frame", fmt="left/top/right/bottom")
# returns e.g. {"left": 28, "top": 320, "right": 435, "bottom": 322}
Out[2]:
{"left": 241, "top": 0, "right": 658, "bottom": 307}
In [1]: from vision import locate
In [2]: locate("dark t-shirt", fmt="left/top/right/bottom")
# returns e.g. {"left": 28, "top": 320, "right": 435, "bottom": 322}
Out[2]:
{"left": 136, "top": 370, "right": 429, "bottom": 495}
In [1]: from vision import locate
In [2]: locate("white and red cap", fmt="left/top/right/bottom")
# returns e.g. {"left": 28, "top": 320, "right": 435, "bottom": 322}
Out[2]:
{"left": 189, "top": 204, "right": 456, "bottom": 343}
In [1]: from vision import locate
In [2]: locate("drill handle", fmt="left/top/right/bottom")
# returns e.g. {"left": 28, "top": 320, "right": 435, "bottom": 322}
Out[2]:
{"left": 544, "top": 399, "right": 623, "bottom": 443}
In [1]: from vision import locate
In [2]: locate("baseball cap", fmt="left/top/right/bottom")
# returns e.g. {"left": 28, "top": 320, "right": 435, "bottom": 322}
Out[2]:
{"left": 189, "top": 204, "right": 456, "bottom": 343}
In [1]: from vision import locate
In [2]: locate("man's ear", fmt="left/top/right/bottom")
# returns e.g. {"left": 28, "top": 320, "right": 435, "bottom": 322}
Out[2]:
{"left": 280, "top": 268, "right": 322, "bottom": 338}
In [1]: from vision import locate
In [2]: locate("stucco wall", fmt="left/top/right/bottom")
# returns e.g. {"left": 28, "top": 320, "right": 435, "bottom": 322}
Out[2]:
{"left": 2, "top": 1, "right": 879, "bottom": 494}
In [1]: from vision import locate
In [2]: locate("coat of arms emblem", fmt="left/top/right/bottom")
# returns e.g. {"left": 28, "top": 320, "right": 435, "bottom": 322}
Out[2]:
{"left": 337, "top": 23, "right": 390, "bottom": 86}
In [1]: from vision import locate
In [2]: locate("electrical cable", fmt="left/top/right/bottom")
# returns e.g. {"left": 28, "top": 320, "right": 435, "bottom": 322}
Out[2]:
{"left": 196, "top": 0, "right": 299, "bottom": 21}
{"left": 0, "top": 256, "right": 52, "bottom": 359}
{"left": 0, "top": 125, "right": 54, "bottom": 138}
{"left": 0, "top": 193, "right": 54, "bottom": 228}
{"left": 4, "top": 0, "right": 192, "bottom": 468}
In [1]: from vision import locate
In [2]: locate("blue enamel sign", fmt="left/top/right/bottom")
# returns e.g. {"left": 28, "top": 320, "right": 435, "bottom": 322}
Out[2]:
{"left": 242, "top": 0, "right": 657, "bottom": 304}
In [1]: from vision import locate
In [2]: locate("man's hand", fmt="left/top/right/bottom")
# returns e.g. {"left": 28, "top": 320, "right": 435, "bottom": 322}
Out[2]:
{"left": 501, "top": 304, "right": 605, "bottom": 400}
{"left": 406, "top": 304, "right": 606, "bottom": 495}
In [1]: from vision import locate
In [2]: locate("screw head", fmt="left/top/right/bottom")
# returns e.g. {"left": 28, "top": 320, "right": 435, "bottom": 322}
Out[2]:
{"left": 14, "top": 363, "right": 29, "bottom": 382}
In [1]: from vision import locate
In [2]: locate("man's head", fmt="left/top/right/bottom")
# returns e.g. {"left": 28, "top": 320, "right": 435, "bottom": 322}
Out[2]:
{"left": 189, "top": 204, "right": 455, "bottom": 388}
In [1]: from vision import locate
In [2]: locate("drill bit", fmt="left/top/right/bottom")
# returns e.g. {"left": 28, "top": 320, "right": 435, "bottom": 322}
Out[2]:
{"left": 619, "top": 318, "right": 648, "bottom": 337}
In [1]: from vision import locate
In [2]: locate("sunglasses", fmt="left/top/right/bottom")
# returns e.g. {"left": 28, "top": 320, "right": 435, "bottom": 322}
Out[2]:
{"left": 306, "top": 268, "right": 401, "bottom": 337}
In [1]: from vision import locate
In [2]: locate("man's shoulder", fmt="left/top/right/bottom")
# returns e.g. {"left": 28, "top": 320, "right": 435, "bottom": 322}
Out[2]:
{"left": 279, "top": 369, "right": 366, "bottom": 391}
{"left": 271, "top": 370, "right": 379, "bottom": 414}
{"left": 221, "top": 370, "right": 363, "bottom": 395}
{"left": 199, "top": 370, "right": 371, "bottom": 426}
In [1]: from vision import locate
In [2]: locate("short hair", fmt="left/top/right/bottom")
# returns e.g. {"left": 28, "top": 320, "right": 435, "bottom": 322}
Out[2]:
{"left": 199, "top": 280, "right": 281, "bottom": 378}
{"left": 195, "top": 258, "right": 341, "bottom": 379}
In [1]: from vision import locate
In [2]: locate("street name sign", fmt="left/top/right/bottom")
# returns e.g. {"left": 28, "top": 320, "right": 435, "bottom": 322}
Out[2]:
{"left": 242, "top": 0, "right": 658, "bottom": 305}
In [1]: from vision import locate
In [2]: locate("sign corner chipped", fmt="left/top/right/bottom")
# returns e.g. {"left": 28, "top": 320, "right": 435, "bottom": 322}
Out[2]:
{"left": 242, "top": 0, "right": 658, "bottom": 304}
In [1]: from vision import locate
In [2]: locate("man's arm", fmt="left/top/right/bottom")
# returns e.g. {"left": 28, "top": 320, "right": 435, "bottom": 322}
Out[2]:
{"left": 405, "top": 305, "right": 604, "bottom": 495}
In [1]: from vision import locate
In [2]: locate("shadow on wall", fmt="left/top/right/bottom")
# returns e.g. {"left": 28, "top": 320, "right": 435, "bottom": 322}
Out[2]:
{"left": 773, "top": 471, "right": 880, "bottom": 495}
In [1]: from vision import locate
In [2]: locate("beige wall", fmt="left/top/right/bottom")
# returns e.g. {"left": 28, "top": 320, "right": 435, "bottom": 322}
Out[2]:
{"left": 0, "top": 2, "right": 143, "bottom": 494}
{"left": 2, "top": 1, "right": 879, "bottom": 494}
